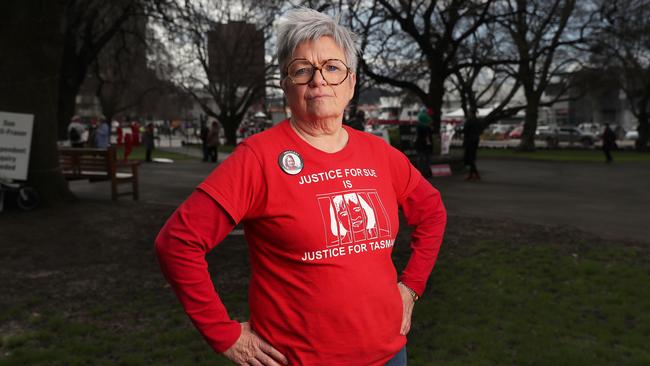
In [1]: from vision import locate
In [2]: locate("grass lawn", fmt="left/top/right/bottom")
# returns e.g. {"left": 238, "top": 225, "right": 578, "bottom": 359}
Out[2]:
{"left": 467, "top": 147, "right": 650, "bottom": 163}
{"left": 407, "top": 240, "right": 650, "bottom": 365}
{"left": 0, "top": 204, "right": 648, "bottom": 365}
{"left": 114, "top": 146, "right": 193, "bottom": 161}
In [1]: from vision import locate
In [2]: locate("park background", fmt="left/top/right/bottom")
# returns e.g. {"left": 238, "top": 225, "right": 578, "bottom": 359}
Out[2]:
{"left": 1, "top": 1, "right": 649, "bottom": 365}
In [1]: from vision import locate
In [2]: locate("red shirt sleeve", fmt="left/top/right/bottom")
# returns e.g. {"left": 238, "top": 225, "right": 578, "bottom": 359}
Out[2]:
{"left": 398, "top": 178, "right": 447, "bottom": 296}
{"left": 198, "top": 143, "right": 266, "bottom": 223}
{"left": 155, "top": 189, "right": 241, "bottom": 353}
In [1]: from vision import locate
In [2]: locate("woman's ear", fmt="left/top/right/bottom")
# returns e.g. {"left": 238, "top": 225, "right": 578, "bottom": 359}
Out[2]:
{"left": 348, "top": 72, "right": 357, "bottom": 102}
{"left": 280, "top": 77, "right": 287, "bottom": 93}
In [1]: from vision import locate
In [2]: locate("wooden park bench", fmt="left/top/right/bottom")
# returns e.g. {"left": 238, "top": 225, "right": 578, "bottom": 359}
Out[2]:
{"left": 58, "top": 146, "right": 139, "bottom": 201}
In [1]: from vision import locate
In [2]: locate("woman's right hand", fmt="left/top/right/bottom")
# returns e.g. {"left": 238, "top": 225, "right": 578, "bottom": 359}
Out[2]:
{"left": 223, "top": 322, "right": 288, "bottom": 365}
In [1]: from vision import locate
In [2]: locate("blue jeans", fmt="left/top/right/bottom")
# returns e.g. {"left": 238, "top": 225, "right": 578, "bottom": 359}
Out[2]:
{"left": 385, "top": 346, "right": 407, "bottom": 366}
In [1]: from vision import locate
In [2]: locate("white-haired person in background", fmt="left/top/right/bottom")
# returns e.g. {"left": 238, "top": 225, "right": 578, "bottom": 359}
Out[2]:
{"left": 156, "top": 8, "right": 446, "bottom": 366}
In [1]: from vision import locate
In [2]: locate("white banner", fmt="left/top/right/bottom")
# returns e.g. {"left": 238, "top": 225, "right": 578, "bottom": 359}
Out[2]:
{"left": 0, "top": 111, "right": 34, "bottom": 180}
{"left": 441, "top": 125, "right": 455, "bottom": 155}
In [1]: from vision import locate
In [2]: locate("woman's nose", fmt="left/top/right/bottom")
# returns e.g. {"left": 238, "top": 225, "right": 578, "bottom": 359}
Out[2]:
{"left": 309, "top": 68, "right": 327, "bottom": 86}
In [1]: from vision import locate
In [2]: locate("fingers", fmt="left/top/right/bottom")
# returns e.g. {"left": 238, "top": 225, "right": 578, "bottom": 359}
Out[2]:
{"left": 397, "top": 285, "right": 414, "bottom": 336}
{"left": 259, "top": 341, "right": 289, "bottom": 365}
{"left": 244, "top": 342, "right": 286, "bottom": 366}
{"left": 223, "top": 322, "right": 288, "bottom": 366}
{"left": 400, "top": 316, "right": 411, "bottom": 335}
{"left": 254, "top": 349, "right": 285, "bottom": 366}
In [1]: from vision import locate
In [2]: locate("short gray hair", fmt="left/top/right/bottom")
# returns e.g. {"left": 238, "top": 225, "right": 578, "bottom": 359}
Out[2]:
{"left": 277, "top": 8, "right": 358, "bottom": 78}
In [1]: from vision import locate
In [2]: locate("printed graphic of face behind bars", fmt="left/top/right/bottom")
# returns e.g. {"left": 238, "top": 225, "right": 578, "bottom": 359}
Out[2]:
{"left": 318, "top": 190, "right": 392, "bottom": 248}
{"left": 325, "top": 192, "right": 378, "bottom": 245}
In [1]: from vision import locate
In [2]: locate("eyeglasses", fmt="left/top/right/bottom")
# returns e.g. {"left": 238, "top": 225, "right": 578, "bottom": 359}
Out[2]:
{"left": 285, "top": 58, "right": 351, "bottom": 85}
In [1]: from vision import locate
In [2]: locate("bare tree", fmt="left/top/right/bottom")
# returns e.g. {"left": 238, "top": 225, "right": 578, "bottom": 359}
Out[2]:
{"left": 497, "top": 0, "right": 591, "bottom": 151}
{"left": 80, "top": 14, "right": 164, "bottom": 124}
{"left": 451, "top": 13, "right": 524, "bottom": 133}
{"left": 153, "top": 0, "right": 284, "bottom": 145}
{"left": 57, "top": 0, "right": 145, "bottom": 138}
{"left": 350, "top": 0, "right": 498, "bottom": 153}
{"left": 593, "top": 0, "right": 650, "bottom": 151}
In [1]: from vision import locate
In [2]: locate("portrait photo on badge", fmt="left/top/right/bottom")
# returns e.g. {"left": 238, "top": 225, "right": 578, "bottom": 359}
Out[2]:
{"left": 278, "top": 150, "right": 303, "bottom": 175}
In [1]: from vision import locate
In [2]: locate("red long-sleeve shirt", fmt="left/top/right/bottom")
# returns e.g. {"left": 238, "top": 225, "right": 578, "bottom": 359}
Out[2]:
{"left": 155, "top": 121, "right": 446, "bottom": 365}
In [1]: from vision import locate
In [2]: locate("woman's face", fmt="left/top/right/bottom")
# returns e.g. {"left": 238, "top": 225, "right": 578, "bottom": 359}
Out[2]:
{"left": 285, "top": 155, "right": 296, "bottom": 168}
{"left": 282, "top": 36, "right": 356, "bottom": 123}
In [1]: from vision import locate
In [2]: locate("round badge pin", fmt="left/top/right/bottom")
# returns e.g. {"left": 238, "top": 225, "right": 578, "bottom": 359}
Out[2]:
{"left": 278, "top": 150, "right": 303, "bottom": 175}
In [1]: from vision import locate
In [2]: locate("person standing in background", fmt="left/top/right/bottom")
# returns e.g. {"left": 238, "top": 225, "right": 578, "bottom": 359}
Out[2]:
{"left": 206, "top": 121, "right": 220, "bottom": 163}
{"left": 415, "top": 108, "right": 433, "bottom": 178}
{"left": 116, "top": 124, "right": 124, "bottom": 145}
{"left": 131, "top": 120, "right": 141, "bottom": 146}
{"left": 68, "top": 116, "right": 86, "bottom": 148}
{"left": 602, "top": 123, "right": 617, "bottom": 163}
{"left": 143, "top": 123, "right": 155, "bottom": 162}
{"left": 123, "top": 133, "right": 133, "bottom": 161}
{"left": 200, "top": 122, "right": 210, "bottom": 162}
{"left": 463, "top": 120, "right": 482, "bottom": 181}
{"left": 95, "top": 118, "right": 110, "bottom": 149}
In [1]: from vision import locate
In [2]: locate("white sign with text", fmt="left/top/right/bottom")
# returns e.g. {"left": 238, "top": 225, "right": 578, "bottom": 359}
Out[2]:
{"left": 0, "top": 111, "right": 34, "bottom": 180}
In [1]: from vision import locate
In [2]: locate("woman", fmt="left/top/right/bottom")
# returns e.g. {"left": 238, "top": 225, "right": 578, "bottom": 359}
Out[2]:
{"left": 156, "top": 8, "right": 446, "bottom": 366}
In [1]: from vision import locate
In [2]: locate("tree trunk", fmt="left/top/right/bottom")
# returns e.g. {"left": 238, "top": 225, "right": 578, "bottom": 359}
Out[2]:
{"left": 57, "top": 46, "right": 86, "bottom": 140}
{"left": 636, "top": 112, "right": 649, "bottom": 151}
{"left": 427, "top": 82, "right": 445, "bottom": 156}
{"left": 220, "top": 116, "right": 241, "bottom": 146}
{"left": 0, "top": 1, "right": 74, "bottom": 204}
{"left": 518, "top": 100, "right": 539, "bottom": 151}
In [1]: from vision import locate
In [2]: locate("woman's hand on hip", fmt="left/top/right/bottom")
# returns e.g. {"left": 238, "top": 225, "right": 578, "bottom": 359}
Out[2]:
{"left": 223, "top": 322, "right": 288, "bottom": 365}
{"left": 397, "top": 284, "right": 416, "bottom": 335}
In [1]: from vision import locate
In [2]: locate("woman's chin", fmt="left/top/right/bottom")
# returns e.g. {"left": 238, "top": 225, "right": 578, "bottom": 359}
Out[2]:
{"left": 304, "top": 109, "right": 341, "bottom": 122}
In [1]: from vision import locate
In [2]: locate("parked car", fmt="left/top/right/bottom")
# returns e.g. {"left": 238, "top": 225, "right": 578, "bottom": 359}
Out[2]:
{"left": 483, "top": 123, "right": 513, "bottom": 140}
{"left": 536, "top": 125, "right": 594, "bottom": 148}
{"left": 507, "top": 125, "right": 524, "bottom": 139}
{"left": 577, "top": 122, "right": 603, "bottom": 140}
{"left": 625, "top": 125, "right": 639, "bottom": 140}
{"left": 535, "top": 125, "right": 557, "bottom": 140}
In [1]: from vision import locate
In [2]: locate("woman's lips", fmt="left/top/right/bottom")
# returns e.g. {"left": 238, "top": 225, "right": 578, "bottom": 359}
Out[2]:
{"left": 307, "top": 94, "right": 331, "bottom": 100}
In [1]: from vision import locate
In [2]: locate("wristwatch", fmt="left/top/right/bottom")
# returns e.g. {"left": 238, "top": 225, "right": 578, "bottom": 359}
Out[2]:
{"left": 398, "top": 281, "right": 419, "bottom": 301}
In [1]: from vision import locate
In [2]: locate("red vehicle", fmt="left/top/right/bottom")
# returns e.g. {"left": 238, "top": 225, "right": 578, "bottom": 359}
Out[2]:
{"left": 508, "top": 125, "right": 524, "bottom": 139}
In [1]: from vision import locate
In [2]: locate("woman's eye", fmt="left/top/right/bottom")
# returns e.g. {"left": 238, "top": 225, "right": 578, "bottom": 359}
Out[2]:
{"left": 325, "top": 65, "right": 340, "bottom": 72}
{"left": 293, "top": 67, "right": 311, "bottom": 76}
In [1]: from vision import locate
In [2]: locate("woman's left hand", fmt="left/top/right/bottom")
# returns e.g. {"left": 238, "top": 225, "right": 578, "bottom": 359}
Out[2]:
{"left": 397, "top": 283, "right": 415, "bottom": 335}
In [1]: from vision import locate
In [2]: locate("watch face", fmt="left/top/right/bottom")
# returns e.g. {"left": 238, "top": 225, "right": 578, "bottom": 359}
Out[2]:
{"left": 278, "top": 150, "right": 303, "bottom": 175}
